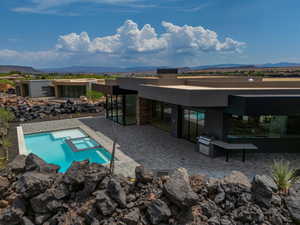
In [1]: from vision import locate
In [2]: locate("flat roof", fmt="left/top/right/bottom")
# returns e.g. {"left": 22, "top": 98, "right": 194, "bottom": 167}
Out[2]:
{"left": 142, "top": 84, "right": 300, "bottom": 91}
{"left": 53, "top": 78, "right": 98, "bottom": 82}
{"left": 233, "top": 94, "right": 300, "bottom": 98}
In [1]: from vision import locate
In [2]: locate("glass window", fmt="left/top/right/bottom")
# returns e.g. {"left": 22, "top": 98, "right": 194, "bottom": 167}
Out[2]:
{"left": 58, "top": 85, "right": 86, "bottom": 98}
{"left": 125, "top": 95, "right": 137, "bottom": 125}
{"left": 150, "top": 101, "right": 172, "bottom": 132}
{"left": 117, "top": 95, "right": 124, "bottom": 124}
{"left": 227, "top": 114, "right": 300, "bottom": 139}
{"left": 182, "top": 109, "right": 205, "bottom": 142}
{"left": 106, "top": 94, "right": 137, "bottom": 126}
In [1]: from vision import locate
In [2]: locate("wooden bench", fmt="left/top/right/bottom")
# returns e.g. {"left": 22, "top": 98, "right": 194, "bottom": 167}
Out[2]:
{"left": 211, "top": 140, "right": 258, "bottom": 162}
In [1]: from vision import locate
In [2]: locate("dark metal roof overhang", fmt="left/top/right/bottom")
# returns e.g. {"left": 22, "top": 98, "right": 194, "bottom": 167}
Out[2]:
{"left": 92, "top": 83, "right": 137, "bottom": 95}
{"left": 226, "top": 94, "right": 300, "bottom": 116}
{"left": 138, "top": 85, "right": 228, "bottom": 107}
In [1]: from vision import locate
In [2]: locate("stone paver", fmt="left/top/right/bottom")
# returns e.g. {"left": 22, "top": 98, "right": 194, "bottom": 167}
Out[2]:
{"left": 21, "top": 116, "right": 300, "bottom": 178}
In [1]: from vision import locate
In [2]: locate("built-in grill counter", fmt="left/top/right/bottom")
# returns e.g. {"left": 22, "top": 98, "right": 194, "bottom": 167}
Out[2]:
{"left": 197, "top": 136, "right": 215, "bottom": 156}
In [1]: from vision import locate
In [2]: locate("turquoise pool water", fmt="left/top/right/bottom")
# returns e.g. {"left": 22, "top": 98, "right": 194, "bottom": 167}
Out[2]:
{"left": 24, "top": 129, "right": 112, "bottom": 173}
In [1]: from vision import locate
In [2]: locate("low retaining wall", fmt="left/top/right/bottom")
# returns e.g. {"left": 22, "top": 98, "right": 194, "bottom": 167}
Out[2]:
{"left": 3, "top": 100, "right": 104, "bottom": 122}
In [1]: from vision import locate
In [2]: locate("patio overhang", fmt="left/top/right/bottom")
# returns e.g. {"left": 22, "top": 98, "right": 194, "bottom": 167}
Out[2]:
{"left": 92, "top": 83, "right": 137, "bottom": 95}
{"left": 226, "top": 94, "right": 300, "bottom": 115}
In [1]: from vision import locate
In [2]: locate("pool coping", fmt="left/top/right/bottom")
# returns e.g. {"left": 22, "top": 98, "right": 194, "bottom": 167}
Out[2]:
{"left": 17, "top": 126, "right": 28, "bottom": 155}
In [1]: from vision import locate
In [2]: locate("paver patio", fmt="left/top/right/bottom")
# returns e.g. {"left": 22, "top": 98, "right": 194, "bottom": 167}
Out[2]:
{"left": 21, "top": 116, "right": 300, "bottom": 178}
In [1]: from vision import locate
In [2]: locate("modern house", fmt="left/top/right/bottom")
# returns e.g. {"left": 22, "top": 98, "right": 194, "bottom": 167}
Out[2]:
{"left": 93, "top": 69, "right": 300, "bottom": 153}
{"left": 16, "top": 80, "right": 54, "bottom": 98}
{"left": 16, "top": 79, "right": 100, "bottom": 98}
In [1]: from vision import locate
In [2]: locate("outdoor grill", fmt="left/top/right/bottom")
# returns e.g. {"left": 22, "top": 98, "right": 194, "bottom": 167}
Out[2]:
{"left": 197, "top": 136, "right": 213, "bottom": 156}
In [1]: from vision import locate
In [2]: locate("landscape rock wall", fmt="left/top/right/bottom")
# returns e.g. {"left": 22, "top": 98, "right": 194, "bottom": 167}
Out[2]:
{"left": 0, "top": 153, "right": 299, "bottom": 225}
{"left": 1, "top": 98, "right": 104, "bottom": 122}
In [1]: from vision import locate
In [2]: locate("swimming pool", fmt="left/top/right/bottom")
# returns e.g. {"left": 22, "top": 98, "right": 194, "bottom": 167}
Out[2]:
{"left": 24, "top": 128, "right": 112, "bottom": 173}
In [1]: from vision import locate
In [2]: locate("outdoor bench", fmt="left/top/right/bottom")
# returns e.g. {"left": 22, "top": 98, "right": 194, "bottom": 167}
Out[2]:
{"left": 211, "top": 140, "right": 258, "bottom": 162}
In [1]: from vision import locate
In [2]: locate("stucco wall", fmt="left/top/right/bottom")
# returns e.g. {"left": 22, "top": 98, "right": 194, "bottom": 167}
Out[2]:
{"left": 28, "top": 80, "right": 53, "bottom": 98}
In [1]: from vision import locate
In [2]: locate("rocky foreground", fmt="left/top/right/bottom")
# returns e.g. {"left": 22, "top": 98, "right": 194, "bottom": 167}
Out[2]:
{"left": 0, "top": 154, "right": 299, "bottom": 225}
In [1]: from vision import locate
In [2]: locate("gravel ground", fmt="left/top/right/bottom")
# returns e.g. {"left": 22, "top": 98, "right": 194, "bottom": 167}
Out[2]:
{"left": 21, "top": 116, "right": 300, "bottom": 178}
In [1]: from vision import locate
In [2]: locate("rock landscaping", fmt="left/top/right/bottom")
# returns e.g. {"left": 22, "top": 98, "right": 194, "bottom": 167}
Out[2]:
{"left": 0, "top": 97, "right": 104, "bottom": 122}
{"left": 0, "top": 153, "right": 298, "bottom": 225}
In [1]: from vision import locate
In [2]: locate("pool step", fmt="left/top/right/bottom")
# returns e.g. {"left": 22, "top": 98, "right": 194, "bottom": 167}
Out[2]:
{"left": 96, "top": 150, "right": 110, "bottom": 163}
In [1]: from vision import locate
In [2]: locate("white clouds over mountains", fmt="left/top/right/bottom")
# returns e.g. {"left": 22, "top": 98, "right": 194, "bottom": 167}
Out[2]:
{"left": 0, "top": 20, "right": 245, "bottom": 67}
{"left": 56, "top": 20, "right": 244, "bottom": 54}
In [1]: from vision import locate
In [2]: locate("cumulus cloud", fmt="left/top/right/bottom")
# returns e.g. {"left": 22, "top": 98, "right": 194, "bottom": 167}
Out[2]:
{"left": 57, "top": 20, "right": 245, "bottom": 54}
{"left": 0, "top": 20, "right": 245, "bottom": 67}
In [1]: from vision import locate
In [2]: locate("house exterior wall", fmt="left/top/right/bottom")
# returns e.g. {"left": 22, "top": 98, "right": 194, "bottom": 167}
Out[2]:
{"left": 102, "top": 76, "right": 300, "bottom": 153}
{"left": 137, "top": 97, "right": 152, "bottom": 125}
{"left": 204, "top": 108, "right": 225, "bottom": 140}
{"left": 28, "top": 80, "right": 53, "bottom": 98}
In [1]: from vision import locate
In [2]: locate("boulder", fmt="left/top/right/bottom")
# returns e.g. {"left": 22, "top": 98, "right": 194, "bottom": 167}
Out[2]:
{"left": 232, "top": 205, "right": 264, "bottom": 223}
{"left": 163, "top": 168, "right": 198, "bottom": 208}
{"left": 122, "top": 208, "right": 140, "bottom": 225}
{"left": 25, "top": 153, "right": 59, "bottom": 173}
{"left": 0, "top": 200, "right": 8, "bottom": 208}
{"left": 8, "top": 155, "right": 26, "bottom": 174}
{"left": 22, "top": 217, "right": 35, "bottom": 225}
{"left": 208, "top": 216, "right": 220, "bottom": 225}
{"left": 135, "top": 166, "right": 154, "bottom": 184}
{"left": 30, "top": 192, "right": 54, "bottom": 214}
{"left": 63, "top": 161, "right": 89, "bottom": 191}
{"left": 0, "top": 207, "right": 23, "bottom": 225}
{"left": 11, "top": 196, "right": 26, "bottom": 216}
{"left": 146, "top": 199, "right": 171, "bottom": 225}
{"left": 94, "top": 190, "right": 117, "bottom": 216}
{"left": 35, "top": 213, "right": 51, "bottom": 224}
{"left": 15, "top": 172, "right": 53, "bottom": 198}
{"left": 47, "top": 184, "right": 69, "bottom": 200}
{"left": 223, "top": 171, "right": 251, "bottom": 189}
{"left": 286, "top": 183, "right": 300, "bottom": 224}
{"left": 107, "top": 178, "right": 127, "bottom": 208}
{"left": 200, "top": 200, "right": 220, "bottom": 218}
{"left": 0, "top": 176, "right": 10, "bottom": 197}
{"left": 220, "top": 217, "right": 233, "bottom": 225}
{"left": 252, "top": 175, "right": 277, "bottom": 208}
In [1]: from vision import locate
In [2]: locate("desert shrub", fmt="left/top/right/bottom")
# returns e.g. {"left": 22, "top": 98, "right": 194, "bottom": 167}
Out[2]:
{"left": 86, "top": 90, "right": 104, "bottom": 102}
{"left": 271, "top": 159, "right": 299, "bottom": 194}
{"left": 0, "top": 108, "right": 15, "bottom": 127}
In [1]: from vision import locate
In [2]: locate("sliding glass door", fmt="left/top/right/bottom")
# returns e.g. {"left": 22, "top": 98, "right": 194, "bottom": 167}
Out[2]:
{"left": 106, "top": 94, "right": 137, "bottom": 125}
{"left": 151, "top": 101, "right": 172, "bottom": 132}
{"left": 182, "top": 109, "right": 205, "bottom": 142}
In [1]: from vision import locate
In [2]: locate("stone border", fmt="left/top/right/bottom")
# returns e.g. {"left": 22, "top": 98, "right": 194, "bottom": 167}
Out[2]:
{"left": 17, "top": 126, "right": 28, "bottom": 155}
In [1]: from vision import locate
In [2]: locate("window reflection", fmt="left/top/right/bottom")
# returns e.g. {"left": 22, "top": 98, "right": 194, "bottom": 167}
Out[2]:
{"left": 106, "top": 94, "right": 137, "bottom": 125}
{"left": 151, "top": 101, "right": 172, "bottom": 132}
{"left": 227, "top": 114, "right": 300, "bottom": 138}
{"left": 182, "top": 109, "right": 205, "bottom": 142}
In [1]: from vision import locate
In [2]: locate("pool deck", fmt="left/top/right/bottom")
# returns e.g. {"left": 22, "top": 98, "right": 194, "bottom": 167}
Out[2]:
{"left": 20, "top": 116, "right": 300, "bottom": 178}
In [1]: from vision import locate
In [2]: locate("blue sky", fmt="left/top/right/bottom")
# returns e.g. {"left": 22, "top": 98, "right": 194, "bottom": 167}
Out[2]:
{"left": 0, "top": 0, "right": 300, "bottom": 68}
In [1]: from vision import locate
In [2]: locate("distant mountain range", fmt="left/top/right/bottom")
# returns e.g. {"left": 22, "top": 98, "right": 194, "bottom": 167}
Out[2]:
{"left": 2, "top": 62, "right": 300, "bottom": 74}
{"left": 0, "top": 65, "right": 39, "bottom": 74}
{"left": 41, "top": 66, "right": 160, "bottom": 73}
{"left": 41, "top": 62, "right": 300, "bottom": 73}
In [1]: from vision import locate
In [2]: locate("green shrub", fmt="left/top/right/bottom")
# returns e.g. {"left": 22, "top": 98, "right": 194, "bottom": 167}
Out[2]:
{"left": 0, "top": 79, "right": 15, "bottom": 86}
{"left": 0, "top": 108, "right": 15, "bottom": 127}
{"left": 271, "top": 159, "right": 299, "bottom": 194}
{"left": 86, "top": 90, "right": 104, "bottom": 102}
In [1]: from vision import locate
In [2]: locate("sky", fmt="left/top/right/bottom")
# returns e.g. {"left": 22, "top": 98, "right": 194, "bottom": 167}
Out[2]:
{"left": 1, "top": 0, "right": 300, "bottom": 68}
